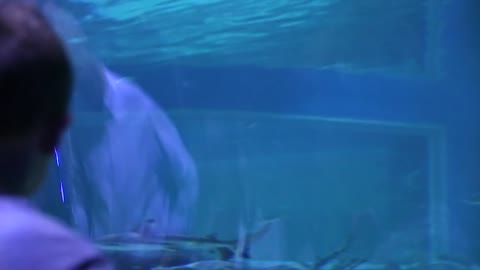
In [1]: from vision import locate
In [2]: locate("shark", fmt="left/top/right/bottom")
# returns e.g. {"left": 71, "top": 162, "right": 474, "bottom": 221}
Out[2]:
{"left": 151, "top": 233, "right": 363, "bottom": 270}
{"left": 95, "top": 218, "right": 277, "bottom": 269}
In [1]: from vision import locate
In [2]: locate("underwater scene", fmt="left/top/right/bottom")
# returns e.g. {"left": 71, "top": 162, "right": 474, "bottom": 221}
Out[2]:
{"left": 33, "top": 0, "right": 480, "bottom": 270}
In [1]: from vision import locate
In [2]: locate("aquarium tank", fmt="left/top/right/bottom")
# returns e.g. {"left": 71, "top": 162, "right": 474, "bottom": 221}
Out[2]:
{"left": 33, "top": 0, "right": 479, "bottom": 269}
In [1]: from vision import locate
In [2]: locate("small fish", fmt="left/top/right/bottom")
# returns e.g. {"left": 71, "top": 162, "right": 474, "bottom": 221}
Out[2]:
{"left": 66, "top": 37, "right": 88, "bottom": 44}
{"left": 462, "top": 193, "right": 480, "bottom": 206}
{"left": 436, "top": 254, "right": 474, "bottom": 268}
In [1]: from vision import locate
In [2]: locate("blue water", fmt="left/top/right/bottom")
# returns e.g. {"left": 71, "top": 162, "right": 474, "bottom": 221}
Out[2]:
{"left": 33, "top": 0, "right": 480, "bottom": 269}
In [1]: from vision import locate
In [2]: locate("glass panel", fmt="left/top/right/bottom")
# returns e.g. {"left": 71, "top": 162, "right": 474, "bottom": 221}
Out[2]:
{"left": 33, "top": 1, "right": 480, "bottom": 269}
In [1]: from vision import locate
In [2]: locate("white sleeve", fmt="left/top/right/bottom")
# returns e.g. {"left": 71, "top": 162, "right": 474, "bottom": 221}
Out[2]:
{"left": 0, "top": 211, "right": 113, "bottom": 270}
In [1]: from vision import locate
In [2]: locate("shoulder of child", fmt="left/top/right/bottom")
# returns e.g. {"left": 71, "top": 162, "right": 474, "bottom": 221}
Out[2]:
{"left": 0, "top": 202, "right": 112, "bottom": 270}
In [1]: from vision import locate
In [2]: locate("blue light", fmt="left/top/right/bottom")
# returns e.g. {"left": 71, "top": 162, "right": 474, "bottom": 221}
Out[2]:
{"left": 54, "top": 147, "right": 60, "bottom": 166}
{"left": 60, "top": 181, "right": 65, "bottom": 203}
{"left": 54, "top": 147, "right": 65, "bottom": 203}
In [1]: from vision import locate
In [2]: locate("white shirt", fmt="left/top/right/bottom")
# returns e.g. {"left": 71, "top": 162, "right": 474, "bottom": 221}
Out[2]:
{"left": 0, "top": 196, "right": 112, "bottom": 270}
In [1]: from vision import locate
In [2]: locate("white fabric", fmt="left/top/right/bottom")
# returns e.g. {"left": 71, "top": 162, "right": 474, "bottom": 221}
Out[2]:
{"left": 0, "top": 196, "right": 111, "bottom": 270}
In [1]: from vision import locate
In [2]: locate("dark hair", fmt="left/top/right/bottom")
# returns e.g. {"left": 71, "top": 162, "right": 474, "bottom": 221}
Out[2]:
{"left": 0, "top": 1, "right": 73, "bottom": 138}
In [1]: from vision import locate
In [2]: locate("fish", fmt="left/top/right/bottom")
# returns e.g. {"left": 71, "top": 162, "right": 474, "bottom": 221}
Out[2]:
{"left": 462, "top": 193, "right": 480, "bottom": 206}
{"left": 152, "top": 232, "right": 357, "bottom": 270}
{"left": 95, "top": 218, "right": 277, "bottom": 269}
{"left": 435, "top": 254, "right": 475, "bottom": 268}
{"left": 152, "top": 259, "right": 317, "bottom": 270}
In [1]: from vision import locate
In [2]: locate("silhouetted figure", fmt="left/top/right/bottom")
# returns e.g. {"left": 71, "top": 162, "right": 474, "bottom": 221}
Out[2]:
{"left": 0, "top": 1, "right": 112, "bottom": 269}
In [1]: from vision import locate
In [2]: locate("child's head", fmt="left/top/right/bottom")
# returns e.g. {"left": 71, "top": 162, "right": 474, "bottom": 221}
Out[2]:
{"left": 0, "top": 1, "right": 73, "bottom": 195}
